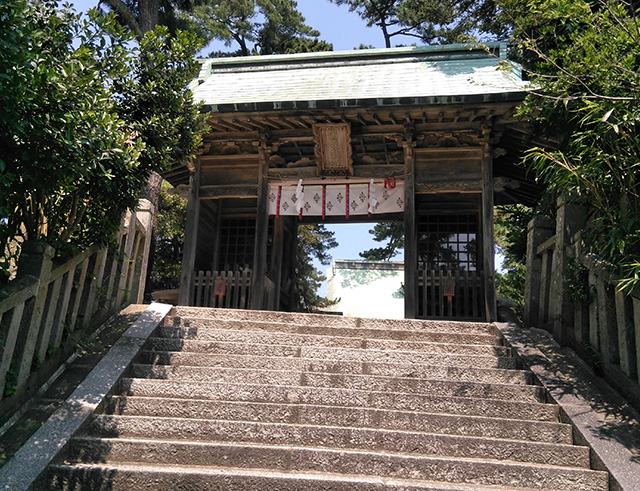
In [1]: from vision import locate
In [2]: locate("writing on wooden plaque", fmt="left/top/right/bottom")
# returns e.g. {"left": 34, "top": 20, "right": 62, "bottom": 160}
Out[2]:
{"left": 313, "top": 123, "right": 353, "bottom": 175}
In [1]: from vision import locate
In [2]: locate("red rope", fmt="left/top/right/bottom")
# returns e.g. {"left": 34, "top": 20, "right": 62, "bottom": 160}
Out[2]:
{"left": 322, "top": 185, "right": 326, "bottom": 221}
{"left": 276, "top": 185, "right": 282, "bottom": 218}
{"left": 345, "top": 183, "right": 350, "bottom": 220}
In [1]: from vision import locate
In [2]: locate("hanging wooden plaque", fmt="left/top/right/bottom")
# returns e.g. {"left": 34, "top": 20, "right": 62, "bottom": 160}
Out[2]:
{"left": 313, "top": 123, "right": 353, "bottom": 175}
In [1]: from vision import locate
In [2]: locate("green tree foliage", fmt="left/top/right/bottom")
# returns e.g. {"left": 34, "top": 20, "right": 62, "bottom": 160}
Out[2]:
{"left": 494, "top": 205, "right": 535, "bottom": 314}
{"left": 501, "top": 0, "right": 640, "bottom": 292}
{"left": 330, "top": 0, "right": 507, "bottom": 47}
{"left": 294, "top": 224, "right": 338, "bottom": 311}
{"left": 189, "top": 0, "right": 332, "bottom": 55}
{"left": 0, "top": 1, "right": 205, "bottom": 281}
{"left": 359, "top": 222, "right": 404, "bottom": 261}
{"left": 149, "top": 182, "right": 187, "bottom": 290}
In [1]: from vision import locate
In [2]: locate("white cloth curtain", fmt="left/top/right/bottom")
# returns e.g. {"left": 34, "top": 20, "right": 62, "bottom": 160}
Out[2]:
{"left": 268, "top": 180, "right": 404, "bottom": 217}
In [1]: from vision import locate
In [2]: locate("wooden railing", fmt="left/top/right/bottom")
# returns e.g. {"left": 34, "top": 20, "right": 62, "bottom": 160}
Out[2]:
{"left": 191, "top": 270, "right": 252, "bottom": 309}
{"left": 525, "top": 205, "right": 640, "bottom": 407}
{"left": 418, "top": 268, "right": 484, "bottom": 320}
{"left": 0, "top": 201, "right": 152, "bottom": 408}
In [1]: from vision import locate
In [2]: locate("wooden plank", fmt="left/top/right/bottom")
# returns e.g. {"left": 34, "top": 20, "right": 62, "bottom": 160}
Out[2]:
{"left": 224, "top": 271, "right": 232, "bottom": 309}
{"left": 232, "top": 270, "right": 241, "bottom": 308}
{"left": 438, "top": 270, "right": 445, "bottom": 318}
{"left": 125, "top": 233, "right": 144, "bottom": 305}
{"left": 199, "top": 184, "right": 258, "bottom": 200}
{"left": 403, "top": 130, "right": 417, "bottom": 319}
{"left": 49, "top": 269, "right": 76, "bottom": 350}
{"left": 196, "top": 271, "right": 205, "bottom": 307}
{"left": 239, "top": 271, "right": 248, "bottom": 309}
{"left": 313, "top": 123, "right": 353, "bottom": 175}
{"left": 596, "top": 278, "right": 619, "bottom": 367}
{"left": 116, "top": 216, "right": 137, "bottom": 308}
{"left": 535, "top": 236, "right": 557, "bottom": 256}
{"left": 481, "top": 130, "right": 496, "bottom": 321}
{"left": 204, "top": 271, "right": 212, "bottom": 308}
{"left": 67, "top": 257, "right": 90, "bottom": 332}
{"left": 0, "top": 304, "right": 25, "bottom": 398}
{"left": 270, "top": 217, "right": 285, "bottom": 311}
{"left": 430, "top": 270, "right": 436, "bottom": 318}
{"left": 250, "top": 134, "right": 271, "bottom": 310}
{"left": 538, "top": 251, "right": 550, "bottom": 325}
{"left": 633, "top": 297, "right": 640, "bottom": 382}
{"left": 420, "top": 268, "right": 427, "bottom": 318}
{"left": 178, "top": 166, "right": 201, "bottom": 305}
{"left": 472, "top": 270, "right": 479, "bottom": 319}
{"left": 463, "top": 269, "right": 470, "bottom": 318}
{"left": 35, "top": 276, "right": 62, "bottom": 364}
{"left": 82, "top": 248, "right": 108, "bottom": 328}
{"left": 615, "top": 290, "right": 636, "bottom": 378}
{"left": 103, "top": 234, "right": 124, "bottom": 311}
{"left": 588, "top": 271, "right": 599, "bottom": 350}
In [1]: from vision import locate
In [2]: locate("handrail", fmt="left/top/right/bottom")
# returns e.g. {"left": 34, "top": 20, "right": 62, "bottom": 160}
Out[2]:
{"left": 0, "top": 200, "right": 153, "bottom": 407}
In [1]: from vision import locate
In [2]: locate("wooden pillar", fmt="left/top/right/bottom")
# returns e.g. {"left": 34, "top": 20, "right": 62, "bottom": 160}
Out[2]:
{"left": 481, "top": 129, "right": 496, "bottom": 322}
{"left": 250, "top": 133, "right": 270, "bottom": 310}
{"left": 178, "top": 164, "right": 201, "bottom": 305}
{"left": 402, "top": 126, "right": 417, "bottom": 319}
{"left": 270, "top": 217, "right": 285, "bottom": 310}
{"left": 210, "top": 200, "right": 223, "bottom": 271}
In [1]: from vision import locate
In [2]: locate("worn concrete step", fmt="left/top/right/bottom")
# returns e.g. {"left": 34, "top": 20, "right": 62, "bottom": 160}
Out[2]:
{"left": 62, "top": 438, "right": 608, "bottom": 490}
{"left": 157, "top": 325, "right": 509, "bottom": 356}
{"left": 142, "top": 341, "right": 520, "bottom": 370}
{"left": 138, "top": 350, "right": 528, "bottom": 384}
{"left": 86, "top": 415, "right": 588, "bottom": 468}
{"left": 130, "top": 364, "right": 542, "bottom": 402}
{"left": 46, "top": 462, "right": 547, "bottom": 491}
{"left": 105, "top": 396, "right": 574, "bottom": 444}
{"left": 170, "top": 307, "right": 498, "bottom": 334}
{"left": 164, "top": 317, "right": 501, "bottom": 345}
{"left": 118, "top": 378, "right": 559, "bottom": 421}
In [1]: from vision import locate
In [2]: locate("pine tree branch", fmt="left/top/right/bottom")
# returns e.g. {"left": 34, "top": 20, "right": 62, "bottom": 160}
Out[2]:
{"left": 102, "top": 0, "right": 143, "bottom": 37}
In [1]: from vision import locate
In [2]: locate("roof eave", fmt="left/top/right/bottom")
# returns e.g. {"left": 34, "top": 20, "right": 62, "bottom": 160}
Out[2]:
{"left": 202, "top": 91, "right": 528, "bottom": 114}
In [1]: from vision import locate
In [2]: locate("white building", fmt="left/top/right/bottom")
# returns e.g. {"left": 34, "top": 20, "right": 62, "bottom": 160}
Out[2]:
{"left": 325, "top": 260, "right": 404, "bottom": 319}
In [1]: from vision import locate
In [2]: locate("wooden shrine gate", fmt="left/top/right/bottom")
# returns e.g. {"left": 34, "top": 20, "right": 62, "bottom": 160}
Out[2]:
{"left": 169, "top": 44, "right": 536, "bottom": 322}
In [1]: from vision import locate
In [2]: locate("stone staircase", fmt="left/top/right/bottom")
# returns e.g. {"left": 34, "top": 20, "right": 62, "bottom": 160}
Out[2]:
{"left": 43, "top": 307, "right": 609, "bottom": 490}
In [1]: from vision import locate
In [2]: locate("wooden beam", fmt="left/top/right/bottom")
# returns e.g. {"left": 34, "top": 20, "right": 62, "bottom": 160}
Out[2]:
{"left": 200, "top": 184, "right": 258, "bottom": 199}
{"left": 403, "top": 125, "right": 418, "bottom": 319}
{"left": 250, "top": 133, "right": 271, "bottom": 310}
{"left": 178, "top": 165, "right": 201, "bottom": 305}
{"left": 481, "top": 128, "right": 497, "bottom": 321}
{"left": 270, "top": 217, "right": 285, "bottom": 310}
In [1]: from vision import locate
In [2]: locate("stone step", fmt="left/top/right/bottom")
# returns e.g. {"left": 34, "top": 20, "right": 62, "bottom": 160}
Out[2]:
{"left": 86, "top": 415, "right": 589, "bottom": 468}
{"left": 62, "top": 438, "right": 608, "bottom": 490}
{"left": 170, "top": 307, "right": 497, "bottom": 334}
{"left": 105, "top": 396, "right": 574, "bottom": 444}
{"left": 130, "top": 364, "right": 542, "bottom": 402}
{"left": 137, "top": 350, "right": 529, "bottom": 384}
{"left": 157, "top": 325, "right": 508, "bottom": 355}
{"left": 46, "top": 462, "right": 547, "bottom": 491}
{"left": 164, "top": 317, "right": 501, "bottom": 345}
{"left": 142, "top": 340, "right": 520, "bottom": 369}
{"left": 118, "top": 378, "right": 559, "bottom": 421}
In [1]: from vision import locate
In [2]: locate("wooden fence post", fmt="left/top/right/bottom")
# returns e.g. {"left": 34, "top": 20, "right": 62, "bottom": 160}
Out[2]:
{"left": 549, "top": 195, "right": 587, "bottom": 344}
{"left": 633, "top": 295, "right": 640, "bottom": 382}
{"left": 13, "top": 241, "right": 54, "bottom": 389}
{"left": 524, "top": 216, "right": 554, "bottom": 327}
{"left": 134, "top": 199, "right": 154, "bottom": 304}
